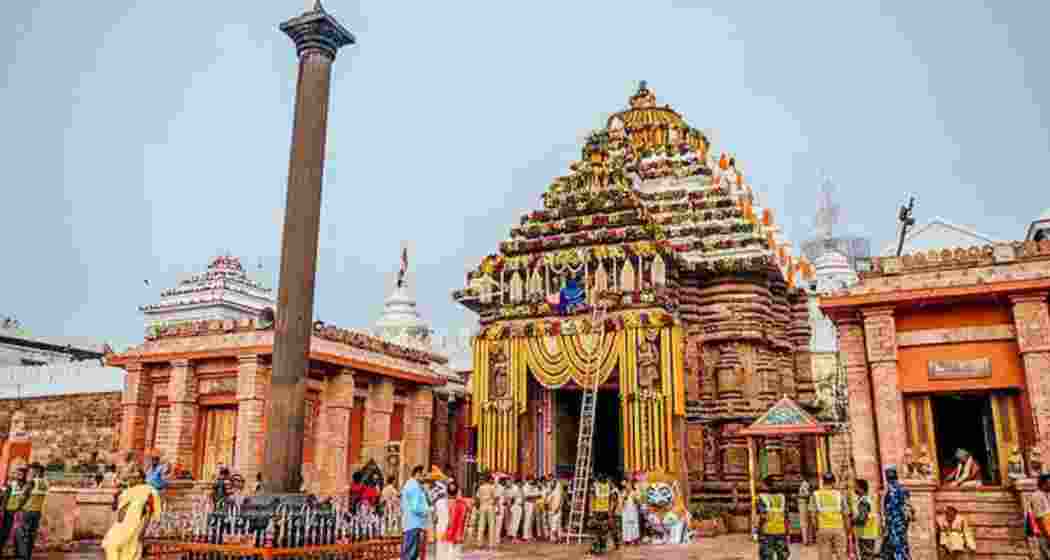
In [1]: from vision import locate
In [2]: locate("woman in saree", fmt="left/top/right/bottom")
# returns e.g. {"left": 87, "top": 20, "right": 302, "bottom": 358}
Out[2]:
{"left": 102, "top": 468, "right": 162, "bottom": 560}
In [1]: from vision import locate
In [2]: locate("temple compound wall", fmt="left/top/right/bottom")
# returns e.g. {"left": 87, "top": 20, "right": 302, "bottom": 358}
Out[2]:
{"left": 455, "top": 83, "right": 818, "bottom": 529}
{"left": 0, "top": 392, "right": 122, "bottom": 473}
{"left": 822, "top": 239, "right": 1050, "bottom": 560}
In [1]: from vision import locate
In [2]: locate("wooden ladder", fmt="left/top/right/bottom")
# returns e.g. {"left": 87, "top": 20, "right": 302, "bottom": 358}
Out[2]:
{"left": 564, "top": 303, "right": 607, "bottom": 544}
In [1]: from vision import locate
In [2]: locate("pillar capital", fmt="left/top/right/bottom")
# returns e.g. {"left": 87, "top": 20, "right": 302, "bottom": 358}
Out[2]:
{"left": 280, "top": 7, "right": 356, "bottom": 60}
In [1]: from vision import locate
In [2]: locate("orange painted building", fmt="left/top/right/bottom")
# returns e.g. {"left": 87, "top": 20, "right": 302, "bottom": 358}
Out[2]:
{"left": 821, "top": 235, "right": 1050, "bottom": 560}
{"left": 107, "top": 318, "right": 449, "bottom": 494}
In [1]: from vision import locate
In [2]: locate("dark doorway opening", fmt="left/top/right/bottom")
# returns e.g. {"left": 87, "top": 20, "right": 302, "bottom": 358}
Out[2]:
{"left": 932, "top": 393, "right": 999, "bottom": 485}
{"left": 555, "top": 389, "right": 623, "bottom": 480}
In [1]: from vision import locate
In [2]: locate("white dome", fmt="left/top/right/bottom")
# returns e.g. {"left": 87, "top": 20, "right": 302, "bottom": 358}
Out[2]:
{"left": 374, "top": 284, "right": 430, "bottom": 341}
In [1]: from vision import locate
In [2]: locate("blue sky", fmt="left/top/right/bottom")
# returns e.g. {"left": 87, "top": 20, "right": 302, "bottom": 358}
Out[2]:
{"left": 2, "top": 1, "right": 1048, "bottom": 349}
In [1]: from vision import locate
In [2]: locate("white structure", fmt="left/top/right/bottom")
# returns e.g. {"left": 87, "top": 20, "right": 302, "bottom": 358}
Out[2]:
{"left": 140, "top": 255, "right": 274, "bottom": 329}
{"left": 880, "top": 217, "right": 1001, "bottom": 256}
{"left": 0, "top": 317, "right": 108, "bottom": 367}
{"left": 1026, "top": 208, "right": 1050, "bottom": 242}
{"left": 372, "top": 273, "right": 470, "bottom": 398}
{"left": 807, "top": 248, "right": 859, "bottom": 353}
{"left": 0, "top": 363, "right": 124, "bottom": 399}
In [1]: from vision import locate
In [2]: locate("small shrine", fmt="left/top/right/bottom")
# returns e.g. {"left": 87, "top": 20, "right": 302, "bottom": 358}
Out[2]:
{"left": 453, "top": 82, "right": 817, "bottom": 526}
{"left": 739, "top": 396, "right": 830, "bottom": 539}
{"left": 109, "top": 253, "right": 452, "bottom": 494}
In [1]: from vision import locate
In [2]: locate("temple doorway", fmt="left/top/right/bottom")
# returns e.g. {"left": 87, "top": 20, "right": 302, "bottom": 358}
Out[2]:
{"left": 932, "top": 393, "right": 999, "bottom": 485}
{"left": 555, "top": 389, "right": 622, "bottom": 479}
{"left": 199, "top": 406, "right": 237, "bottom": 482}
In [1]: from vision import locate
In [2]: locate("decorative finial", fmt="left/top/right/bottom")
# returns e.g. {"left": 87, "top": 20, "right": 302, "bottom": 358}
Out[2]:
{"left": 638, "top": 80, "right": 648, "bottom": 93}
{"left": 308, "top": 0, "right": 324, "bottom": 13}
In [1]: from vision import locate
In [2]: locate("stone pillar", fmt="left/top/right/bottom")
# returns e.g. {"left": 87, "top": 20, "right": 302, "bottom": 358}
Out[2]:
{"left": 836, "top": 315, "right": 881, "bottom": 489}
{"left": 405, "top": 388, "right": 434, "bottom": 480}
{"left": 120, "top": 362, "right": 152, "bottom": 457}
{"left": 362, "top": 378, "right": 394, "bottom": 469}
{"left": 1010, "top": 292, "right": 1050, "bottom": 474}
{"left": 430, "top": 395, "right": 450, "bottom": 470}
{"left": 166, "top": 359, "right": 198, "bottom": 473}
{"left": 319, "top": 370, "right": 355, "bottom": 496}
{"left": 234, "top": 354, "right": 268, "bottom": 485}
{"left": 862, "top": 307, "right": 906, "bottom": 478}
{"left": 902, "top": 481, "right": 938, "bottom": 560}
{"left": 265, "top": 3, "right": 355, "bottom": 493}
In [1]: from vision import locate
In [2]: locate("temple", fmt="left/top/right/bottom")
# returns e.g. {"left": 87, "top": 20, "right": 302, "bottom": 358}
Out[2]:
{"left": 108, "top": 254, "right": 455, "bottom": 493}
{"left": 453, "top": 82, "right": 816, "bottom": 524}
{"left": 139, "top": 255, "right": 275, "bottom": 329}
{"left": 821, "top": 211, "right": 1050, "bottom": 560}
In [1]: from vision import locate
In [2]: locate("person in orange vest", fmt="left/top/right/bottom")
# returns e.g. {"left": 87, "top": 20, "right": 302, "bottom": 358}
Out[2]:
{"left": 1031, "top": 474, "right": 1050, "bottom": 560}
{"left": 756, "top": 476, "right": 790, "bottom": 560}
{"left": 809, "top": 472, "right": 850, "bottom": 560}
{"left": 851, "top": 479, "right": 880, "bottom": 560}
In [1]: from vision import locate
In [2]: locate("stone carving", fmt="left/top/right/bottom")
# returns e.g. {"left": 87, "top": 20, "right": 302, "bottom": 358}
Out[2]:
{"left": 1030, "top": 445, "right": 1043, "bottom": 476}
{"left": 701, "top": 344, "right": 720, "bottom": 396}
{"left": 1015, "top": 300, "right": 1050, "bottom": 351}
{"left": 490, "top": 344, "right": 509, "bottom": 399}
{"left": 200, "top": 377, "right": 238, "bottom": 395}
{"left": 637, "top": 329, "right": 661, "bottom": 389}
{"left": 735, "top": 343, "right": 758, "bottom": 397}
{"left": 1007, "top": 446, "right": 1026, "bottom": 480}
{"left": 864, "top": 313, "right": 897, "bottom": 363}
{"left": 686, "top": 425, "right": 704, "bottom": 478}
{"left": 703, "top": 425, "right": 719, "bottom": 474}
{"left": 903, "top": 446, "right": 934, "bottom": 480}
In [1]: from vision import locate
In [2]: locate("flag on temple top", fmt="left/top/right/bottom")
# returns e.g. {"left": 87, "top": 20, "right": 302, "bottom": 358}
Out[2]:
{"left": 397, "top": 247, "right": 408, "bottom": 288}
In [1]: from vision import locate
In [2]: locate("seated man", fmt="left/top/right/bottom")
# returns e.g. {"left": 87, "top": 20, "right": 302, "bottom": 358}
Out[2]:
{"left": 945, "top": 449, "right": 983, "bottom": 488}
{"left": 937, "top": 506, "right": 976, "bottom": 559}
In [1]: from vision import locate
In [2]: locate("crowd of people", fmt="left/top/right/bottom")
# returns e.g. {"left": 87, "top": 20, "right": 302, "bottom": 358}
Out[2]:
{"left": 755, "top": 467, "right": 1050, "bottom": 560}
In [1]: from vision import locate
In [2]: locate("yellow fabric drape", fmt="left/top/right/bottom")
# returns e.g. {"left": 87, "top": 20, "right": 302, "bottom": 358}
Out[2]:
{"left": 671, "top": 326, "right": 686, "bottom": 416}
{"left": 473, "top": 324, "right": 684, "bottom": 475}
{"left": 523, "top": 331, "right": 624, "bottom": 388}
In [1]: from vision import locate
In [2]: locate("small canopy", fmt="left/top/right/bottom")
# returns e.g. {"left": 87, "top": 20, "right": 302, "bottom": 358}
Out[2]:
{"left": 739, "top": 395, "right": 829, "bottom": 437}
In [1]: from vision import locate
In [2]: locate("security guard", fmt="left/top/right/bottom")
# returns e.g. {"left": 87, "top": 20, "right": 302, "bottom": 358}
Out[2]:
{"left": 810, "top": 472, "right": 850, "bottom": 560}
{"left": 756, "top": 476, "right": 790, "bottom": 560}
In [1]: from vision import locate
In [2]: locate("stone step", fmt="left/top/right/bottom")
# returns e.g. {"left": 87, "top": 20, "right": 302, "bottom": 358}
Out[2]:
{"left": 973, "top": 537, "right": 1031, "bottom": 556}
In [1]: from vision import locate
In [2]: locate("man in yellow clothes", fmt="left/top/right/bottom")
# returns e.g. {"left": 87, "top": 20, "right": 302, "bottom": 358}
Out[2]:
{"left": 810, "top": 472, "right": 851, "bottom": 560}
{"left": 937, "top": 506, "right": 975, "bottom": 560}
{"left": 102, "top": 468, "right": 163, "bottom": 560}
{"left": 756, "top": 476, "right": 789, "bottom": 560}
